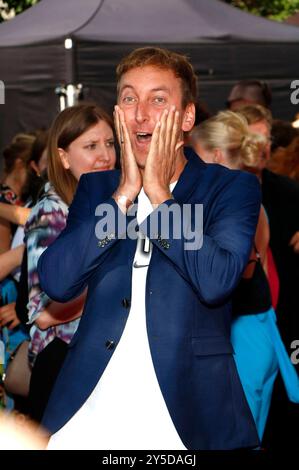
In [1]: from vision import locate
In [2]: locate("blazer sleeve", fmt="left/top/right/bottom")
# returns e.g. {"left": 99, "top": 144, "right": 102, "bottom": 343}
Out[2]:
{"left": 37, "top": 174, "right": 131, "bottom": 302}
{"left": 140, "top": 171, "right": 261, "bottom": 305}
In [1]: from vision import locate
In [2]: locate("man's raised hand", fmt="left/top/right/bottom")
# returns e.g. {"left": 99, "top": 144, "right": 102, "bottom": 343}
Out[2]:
{"left": 143, "top": 105, "right": 184, "bottom": 206}
{"left": 113, "top": 105, "right": 142, "bottom": 209}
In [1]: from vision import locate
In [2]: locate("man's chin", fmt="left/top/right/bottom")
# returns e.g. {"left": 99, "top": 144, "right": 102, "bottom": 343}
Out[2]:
{"left": 136, "top": 160, "right": 146, "bottom": 170}
{"left": 134, "top": 151, "right": 147, "bottom": 170}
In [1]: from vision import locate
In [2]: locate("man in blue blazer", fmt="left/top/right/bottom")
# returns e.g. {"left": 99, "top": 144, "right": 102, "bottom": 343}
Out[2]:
{"left": 38, "top": 47, "right": 261, "bottom": 450}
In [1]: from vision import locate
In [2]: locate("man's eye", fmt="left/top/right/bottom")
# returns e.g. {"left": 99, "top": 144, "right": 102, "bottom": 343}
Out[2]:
{"left": 85, "top": 144, "right": 96, "bottom": 150}
{"left": 123, "top": 96, "right": 136, "bottom": 104}
{"left": 153, "top": 97, "right": 166, "bottom": 104}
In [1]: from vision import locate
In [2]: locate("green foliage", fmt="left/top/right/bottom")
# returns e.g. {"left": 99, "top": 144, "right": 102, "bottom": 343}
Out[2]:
{"left": 5, "top": 0, "right": 39, "bottom": 14}
{"left": 1, "top": 0, "right": 299, "bottom": 23}
{"left": 223, "top": 0, "right": 299, "bottom": 21}
{"left": 0, "top": 0, "right": 39, "bottom": 22}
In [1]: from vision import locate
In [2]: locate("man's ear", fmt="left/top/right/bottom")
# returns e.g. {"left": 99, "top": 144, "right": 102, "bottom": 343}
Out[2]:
{"left": 182, "top": 103, "right": 196, "bottom": 132}
{"left": 58, "top": 148, "right": 70, "bottom": 170}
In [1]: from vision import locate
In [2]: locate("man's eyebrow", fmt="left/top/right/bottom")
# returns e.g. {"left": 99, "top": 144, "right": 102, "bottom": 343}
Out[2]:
{"left": 119, "top": 84, "right": 134, "bottom": 94}
{"left": 119, "top": 85, "right": 171, "bottom": 94}
{"left": 151, "top": 86, "right": 171, "bottom": 94}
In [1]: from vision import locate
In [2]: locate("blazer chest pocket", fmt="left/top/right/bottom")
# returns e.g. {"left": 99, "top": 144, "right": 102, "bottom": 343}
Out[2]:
{"left": 192, "top": 336, "right": 234, "bottom": 356}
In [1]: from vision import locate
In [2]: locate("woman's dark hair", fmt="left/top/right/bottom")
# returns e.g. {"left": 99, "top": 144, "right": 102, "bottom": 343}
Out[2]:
{"left": 2, "top": 133, "right": 35, "bottom": 177}
{"left": 21, "top": 129, "right": 49, "bottom": 204}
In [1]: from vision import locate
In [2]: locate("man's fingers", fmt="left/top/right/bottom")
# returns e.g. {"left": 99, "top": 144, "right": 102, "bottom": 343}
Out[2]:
{"left": 175, "top": 140, "right": 185, "bottom": 153}
{"left": 113, "top": 106, "right": 122, "bottom": 147}
{"left": 114, "top": 105, "right": 127, "bottom": 152}
{"left": 147, "top": 119, "right": 161, "bottom": 166}
{"left": 158, "top": 108, "right": 168, "bottom": 158}
{"left": 170, "top": 110, "right": 181, "bottom": 152}
{"left": 117, "top": 106, "right": 134, "bottom": 157}
{"left": 165, "top": 106, "right": 175, "bottom": 155}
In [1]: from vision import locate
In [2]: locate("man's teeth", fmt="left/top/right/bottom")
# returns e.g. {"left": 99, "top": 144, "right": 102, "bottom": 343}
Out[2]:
{"left": 136, "top": 132, "right": 152, "bottom": 142}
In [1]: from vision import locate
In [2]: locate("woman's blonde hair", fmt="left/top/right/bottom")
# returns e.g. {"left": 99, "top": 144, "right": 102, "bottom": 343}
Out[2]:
{"left": 191, "top": 110, "right": 266, "bottom": 168}
{"left": 48, "top": 103, "right": 113, "bottom": 206}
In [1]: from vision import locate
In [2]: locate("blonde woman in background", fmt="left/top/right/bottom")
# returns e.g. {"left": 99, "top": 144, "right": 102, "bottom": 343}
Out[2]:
{"left": 191, "top": 111, "right": 299, "bottom": 441}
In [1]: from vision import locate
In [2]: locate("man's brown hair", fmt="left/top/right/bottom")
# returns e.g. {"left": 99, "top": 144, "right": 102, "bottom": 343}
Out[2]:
{"left": 116, "top": 47, "right": 197, "bottom": 108}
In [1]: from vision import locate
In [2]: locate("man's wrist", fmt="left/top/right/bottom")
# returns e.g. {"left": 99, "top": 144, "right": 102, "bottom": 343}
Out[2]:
{"left": 146, "top": 188, "right": 174, "bottom": 207}
{"left": 113, "top": 192, "right": 134, "bottom": 213}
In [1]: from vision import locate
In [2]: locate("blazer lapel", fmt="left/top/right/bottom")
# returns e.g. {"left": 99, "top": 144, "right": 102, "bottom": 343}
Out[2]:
{"left": 172, "top": 147, "right": 207, "bottom": 203}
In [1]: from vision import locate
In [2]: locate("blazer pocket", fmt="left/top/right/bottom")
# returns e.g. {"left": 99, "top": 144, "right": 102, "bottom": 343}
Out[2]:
{"left": 192, "top": 336, "right": 234, "bottom": 356}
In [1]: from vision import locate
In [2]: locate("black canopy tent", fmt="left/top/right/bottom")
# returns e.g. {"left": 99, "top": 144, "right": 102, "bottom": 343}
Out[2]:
{"left": 1, "top": 0, "right": 299, "bottom": 156}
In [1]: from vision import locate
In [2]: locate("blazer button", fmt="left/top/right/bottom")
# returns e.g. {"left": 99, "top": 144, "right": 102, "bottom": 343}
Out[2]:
{"left": 105, "top": 340, "right": 115, "bottom": 350}
{"left": 121, "top": 298, "right": 131, "bottom": 309}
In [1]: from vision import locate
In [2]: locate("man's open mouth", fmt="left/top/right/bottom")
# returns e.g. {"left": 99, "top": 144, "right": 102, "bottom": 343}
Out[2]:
{"left": 136, "top": 132, "right": 152, "bottom": 143}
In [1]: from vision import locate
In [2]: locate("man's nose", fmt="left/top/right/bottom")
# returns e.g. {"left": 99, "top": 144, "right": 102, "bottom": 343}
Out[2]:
{"left": 135, "top": 101, "right": 150, "bottom": 124}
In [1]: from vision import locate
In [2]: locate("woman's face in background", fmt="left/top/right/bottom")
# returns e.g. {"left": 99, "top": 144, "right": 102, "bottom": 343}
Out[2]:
{"left": 59, "top": 120, "right": 116, "bottom": 181}
{"left": 248, "top": 119, "right": 271, "bottom": 174}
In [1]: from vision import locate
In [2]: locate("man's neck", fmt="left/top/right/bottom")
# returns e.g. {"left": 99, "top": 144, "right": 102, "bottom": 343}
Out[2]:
{"left": 170, "top": 152, "right": 187, "bottom": 183}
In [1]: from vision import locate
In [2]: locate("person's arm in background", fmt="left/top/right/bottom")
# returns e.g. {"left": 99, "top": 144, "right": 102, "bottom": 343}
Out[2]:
{"left": 34, "top": 288, "right": 87, "bottom": 330}
{"left": 0, "top": 244, "right": 24, "bottom": 281}
{"left": 0, "top": 218, "right": 12, "bottom": 254}
{"left": 0, "top": 286, "right": 86, "bottom": 331}
{"left": 0, "top": 202, "right": 31, "bottom": 226}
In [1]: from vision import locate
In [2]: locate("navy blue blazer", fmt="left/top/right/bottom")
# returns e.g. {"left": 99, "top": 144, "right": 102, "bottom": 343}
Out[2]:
{"left": 38, "top": 149, "right": 261, "bottom": 450}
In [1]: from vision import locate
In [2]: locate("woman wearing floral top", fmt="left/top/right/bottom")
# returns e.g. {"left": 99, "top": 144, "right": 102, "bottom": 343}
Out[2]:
{"left": 24, "top": 104, "right": 116, "bottom": 422}
{"left": 24, "top": 182, "right": 80, "bottom": 364}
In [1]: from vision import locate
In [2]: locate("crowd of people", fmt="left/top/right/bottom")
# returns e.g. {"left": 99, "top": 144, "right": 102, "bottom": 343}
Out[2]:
{"left": 0, "top": 46, "right": 298, "bottom": 450}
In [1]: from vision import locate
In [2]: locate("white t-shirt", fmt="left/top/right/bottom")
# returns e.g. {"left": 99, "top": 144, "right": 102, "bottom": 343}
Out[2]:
{"left": 48, "top": 184, "right": 185, "bottom": 450}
